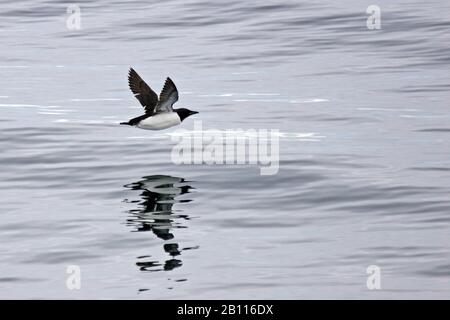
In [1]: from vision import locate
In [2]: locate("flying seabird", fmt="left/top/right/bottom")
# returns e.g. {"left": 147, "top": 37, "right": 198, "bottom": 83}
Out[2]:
{"left": 120, "top": 68, "right": 198, "bottom": 130}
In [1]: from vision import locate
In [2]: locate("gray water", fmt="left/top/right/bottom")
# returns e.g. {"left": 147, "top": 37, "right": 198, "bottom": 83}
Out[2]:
{"left": 1, "top": 0, "right": 449, "bottom": 299}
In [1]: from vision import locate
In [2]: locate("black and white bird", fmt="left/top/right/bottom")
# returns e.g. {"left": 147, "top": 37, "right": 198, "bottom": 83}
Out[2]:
{"left": 120, "top": 68, "right": 198, "bottom": 130}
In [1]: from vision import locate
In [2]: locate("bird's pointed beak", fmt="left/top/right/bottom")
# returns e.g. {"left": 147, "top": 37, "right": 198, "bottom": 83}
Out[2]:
{"left": 190, "top": 111, "right": 199, "bottom": 115}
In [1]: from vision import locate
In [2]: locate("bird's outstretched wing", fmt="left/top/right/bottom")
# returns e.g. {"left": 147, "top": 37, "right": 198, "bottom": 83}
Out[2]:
{"left": 128, "top": 68, "right": 159, "bottom": 114}
{"left": 154, "top": 77, "right": 179, "bottom": 113}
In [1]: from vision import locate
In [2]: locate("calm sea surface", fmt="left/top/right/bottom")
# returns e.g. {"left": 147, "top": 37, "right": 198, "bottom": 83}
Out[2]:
{"left": 0, "top": 0, "right": 449, "bottom": 299}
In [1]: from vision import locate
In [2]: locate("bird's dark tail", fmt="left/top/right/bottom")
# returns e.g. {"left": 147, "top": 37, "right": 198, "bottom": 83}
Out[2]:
{"left": 120, "top": 121, "right": 130, "bottom": 125}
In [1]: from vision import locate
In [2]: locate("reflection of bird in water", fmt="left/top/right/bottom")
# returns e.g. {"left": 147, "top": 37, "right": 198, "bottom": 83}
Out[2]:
{"left": 124, "top": 175, "right": 197, "bottom": 272}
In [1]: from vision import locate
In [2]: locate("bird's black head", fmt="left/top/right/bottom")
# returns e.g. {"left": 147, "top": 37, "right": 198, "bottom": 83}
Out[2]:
{"left": 175, "top": 108, "right": 199, "bottom": 122}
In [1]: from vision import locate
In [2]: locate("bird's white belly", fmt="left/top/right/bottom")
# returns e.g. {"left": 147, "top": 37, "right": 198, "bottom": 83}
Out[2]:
{"left": 137, "top": 113, "right": 181, "bottom": 130}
